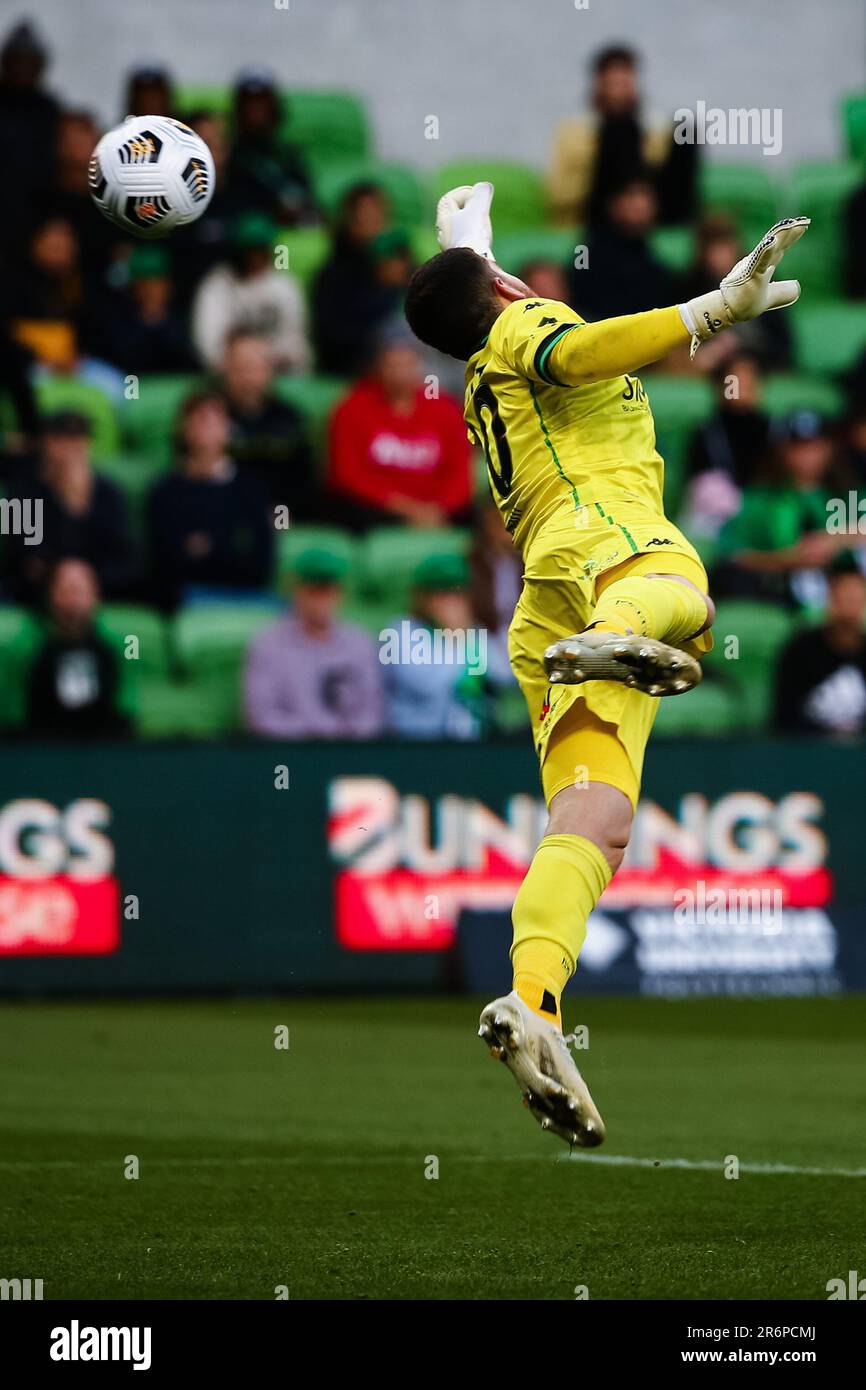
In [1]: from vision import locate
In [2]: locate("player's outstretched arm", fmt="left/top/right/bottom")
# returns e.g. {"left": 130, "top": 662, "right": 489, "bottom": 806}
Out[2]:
{"left": 547, "top": 217, "right": 810, "bottom": 384}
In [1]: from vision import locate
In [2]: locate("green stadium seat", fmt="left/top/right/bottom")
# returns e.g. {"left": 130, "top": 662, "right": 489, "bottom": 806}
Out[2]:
{"left": 275, "top": 225, "right": 330, "bottom": 291}
{"left": 494, "top": 684, "right": 530, "bottom": 735}
{"left": 762, "top": 373, "right": 845, "bottom": 420}
{"left": 640, "top": 375, "right": 715, "bottom": 517}
{"left": 780, "top": 162, "right": 862, "bottom": 298}
{"left": 650, "top": 225, "right": 694, "bottom": 274}
{"left": 99, "top": 605, "right": 170, "bottom": 678}
{"left": 359, "top": 526, "right": 470, "bottom": 602}
{"left": 271, "top": 374, "right": 345, "bottom": 452}
{"left": 275, "top": 525, "right": 359, "bottom": 588}
{"left": 791, "top": 302, "right": 866, "bottom": 377}
{"left": 700, "top": 162, "right": 779, "bottom": 230}
{"left": 135, "top": 677, "right": 206, "bottom": 740}
{"left": 0, "top": 606, "right": 41, "bottom": 730}
{"left": 341, "top": 595, "right": 397, "bottom": 636}
{"left": 173, "top": 602, "right": 277, "bottom": 675}
{"left": 410, "top": 226, "right": 440, "bottom": 266}
{"left": 841, "top": 93, "right": 866, "bottom": 161}
{"left": 703, "top": 600, "right": 800, "bottom": 729}
{"left": 34, "top": 377, "right": 119, "bottom": 459}
{"left": 174, "top": 86, "right": 233, "bottom": 119}
{"left": 281, "top": 90, "right": 370, "bottom": 163}
{"left": 493, "top": 228, "right": 578, "bottom": 275}
{"left": 312, "top": 161, "right": 429, "bottom": 228}
{"left": 652, "top": 679, "right": 744, "bottom": 736}
{"left": 118, "top": 374, "right": 203, "bottom": 468}
{"left": 433, "top": 161, "right": 546, "bottom": 231}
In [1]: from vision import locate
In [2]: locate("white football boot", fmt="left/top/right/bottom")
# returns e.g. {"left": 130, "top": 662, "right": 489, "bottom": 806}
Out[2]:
{"left": 543, "top": 629, "right": 701, "bottom": 696}
{"left": 478, "top": 991, "right": 605, "bottom": 1147}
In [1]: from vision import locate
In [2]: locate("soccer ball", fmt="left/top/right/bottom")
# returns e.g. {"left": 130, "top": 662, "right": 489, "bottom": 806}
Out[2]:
{"left": 89, "top": 114, "right": 215, "bottom": 239}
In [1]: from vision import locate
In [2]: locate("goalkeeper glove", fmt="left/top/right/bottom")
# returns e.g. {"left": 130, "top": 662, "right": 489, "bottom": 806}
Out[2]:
{"left": 679, "top": 217, "right": 810, "bottom": 359}
{"left": 435, "top": 181, "right": 495, "bottom": 261}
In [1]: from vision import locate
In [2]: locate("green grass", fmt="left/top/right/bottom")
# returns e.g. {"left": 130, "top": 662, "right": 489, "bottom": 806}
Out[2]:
{"left": 0, "top": 996, "right": 864, "bottom": 1300}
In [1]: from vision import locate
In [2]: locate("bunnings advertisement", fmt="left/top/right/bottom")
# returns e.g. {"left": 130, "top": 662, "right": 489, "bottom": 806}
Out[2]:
{"left": 0, "top": 740, "right": 864, "bottom": 996}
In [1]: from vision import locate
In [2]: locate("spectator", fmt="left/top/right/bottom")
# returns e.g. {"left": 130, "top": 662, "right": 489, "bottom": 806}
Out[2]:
{"left": 20, "top": 558, "right": 133, "bottom": 740}
{"left": 682, "top": 350, "right": 771, "bottom": 539}
{"left": 383, "top": 554, "right": 492, "bottom": 739}
{"left": 681, "top": 214, "right": 792, "bottom": 371}
{"left": 569, "top": 173, "right": 680, "bottom": 321}
{"left": 518, "top": 259, "right": 571, "bottom": 304}
{"left": 41, "top": 109, "right": 120, "bottom": 279}
{"left": 225, "top": 68, "right": 314, "bottom": 227}
{"left": 170, "top": 110, "right": 234, "bottom": 307}
{"left": 845, "top": 177, "right": 866, "bottom": 300}
{"left": 148, "top": 392, "right": 274, "bottom": 608}
{"left": 841, "top": 406, "right": 866, "bottom": 485}
{"left": 219, "top": 328, "right": 316, "bottom": 514}
{"left": 5, "top": 410, "right": 134, "bottom": 604}
{"left": 0, "top": 21, "right": 59, "bottom": 259}
{"left": 547, "top": 45, "right": 696, "bottom": 227}
{"left": 87, "top": 244, "right": 197, "bottom": 374}
{"left": 312, "top": 181, "right": 400, "bottom": 375}
{"left": 8, "top": 215, "right": 82, "bottom": 371}
{"left": 244, "top": 547, "right": 383, "bottom": 738}
{"left": 123, "top": 63, "right": 174, "bottom": 119}
{"left": 713, "top": 410, "right": 854, "bottom": 608}
{"left": 327, "top": 328, "right": 472, "bottom": 532}
{"left": 192, "top": 211, "right": 309, "bottom": 371}
{"left": 774, "top": 560, "right": 866, "bottom": 735}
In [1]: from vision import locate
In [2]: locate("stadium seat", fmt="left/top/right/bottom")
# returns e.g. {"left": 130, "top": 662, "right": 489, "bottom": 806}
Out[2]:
{"left": 312, "top": 161, "right": 430, "bottom": 228}
{"left": 135, "top": 677, "right": 206, "bottom": 739}
{"left": 492, "top": 227, "right": 578, "bottom": 277}
{"left": 649, "top": 225, "right": 694, "bottom": 274}
{"left": 703, "top": 600, "right": 800, "bottom": 729}
{"left": 0, "top": 606, "right": 41, "bottom": 730}
{"left": 781, "top": 161, "right": 862, "bottom": 298}
{"left": 652, "top": 678, "right": 744, "bottom": 736}
{"left": 433, "top": 161, "right": 546, "bottom": 231}
{"left": 275, "top": 525, "right": 359, "bottom": 588}
{"left": 410, "top": 226, "right": 440, "bottom": 266}
{"left": 275, "top": 225, "right": 330, "bottom": 291}
{"left": 174, "top": 85, "right": 233, "bottom": 119}
{"left": 34, "top": 377, "right": 119, "bottom": 459}
{"left": 359, "top": 526, "right": 470, "bottom": 602}
{"left": 640, "top": 375, "right": 715, "bottom": 517}
{"left": 841, "top": 92, "right": 866, "bottom": 161}
{"left": 271, "top": 374, "right": 345, "bottom": 451}
{"left": 172, "top": 602, "right": 280, "bottom": 736}
{"left": 118, "top": 374, "right": 203, "bottom": 468}
{"left": 281, "top": 90, "right": 370, "bottom": 163}
{"left": 700, "top": 162, "right": 779, "bottom": 230}
{"left": 99, "top": 605, "right": 171, "bottom": 678}
{"left": 762, "top": 373, "right": 845, "bottom": 420}
{"left": 791, "top": 302, "right": 866, "bottom": 377}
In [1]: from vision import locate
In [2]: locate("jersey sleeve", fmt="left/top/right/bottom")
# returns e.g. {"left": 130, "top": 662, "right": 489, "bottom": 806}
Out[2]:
{"left": 495, "top": 299, "right": 584, "bottom": 386}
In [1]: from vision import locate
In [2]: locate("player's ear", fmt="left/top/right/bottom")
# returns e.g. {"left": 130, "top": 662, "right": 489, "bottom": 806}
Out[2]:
{"left": 492, "top": 270, "right": 532, "bottom": 302}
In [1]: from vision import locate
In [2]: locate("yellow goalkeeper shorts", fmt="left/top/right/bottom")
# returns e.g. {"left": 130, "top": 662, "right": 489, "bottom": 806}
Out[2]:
{"left": 508, "top": 502, "right": 710, "bottom": 808}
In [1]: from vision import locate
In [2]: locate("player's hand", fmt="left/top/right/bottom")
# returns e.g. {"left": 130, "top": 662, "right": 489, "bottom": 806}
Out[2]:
{"left": 435, "top": 181, "right": 495, "bottom": 260}
{"left": 680, "top": 217, "right": 810, "bottom": 358}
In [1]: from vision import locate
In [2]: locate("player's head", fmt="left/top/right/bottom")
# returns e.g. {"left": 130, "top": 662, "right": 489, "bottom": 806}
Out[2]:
{"left": 405, "top": 248, "right": 532, "bottom": 361}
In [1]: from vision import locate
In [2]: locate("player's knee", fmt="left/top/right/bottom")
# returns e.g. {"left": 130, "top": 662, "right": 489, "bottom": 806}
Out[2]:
{"left": 546, "top": 782, "right": 633, "bottom": 873}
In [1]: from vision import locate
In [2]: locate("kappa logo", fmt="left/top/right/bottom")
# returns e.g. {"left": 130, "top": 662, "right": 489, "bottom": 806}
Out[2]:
{"left": 645, "top": 537, "right": 675, "bottom": 547}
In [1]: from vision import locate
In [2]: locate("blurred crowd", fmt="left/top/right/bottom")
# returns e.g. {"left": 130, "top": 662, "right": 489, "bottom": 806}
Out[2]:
{"left": 1, "top": 22, "right": 866, "bottom": 741}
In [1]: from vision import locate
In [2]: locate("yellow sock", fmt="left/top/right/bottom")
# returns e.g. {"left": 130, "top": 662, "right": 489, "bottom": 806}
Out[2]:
{"left": 511, "top": 834, "right": 612, "bottom": 1026}
{"left": 589, "top": 574, "right": 707, "bottom": 645}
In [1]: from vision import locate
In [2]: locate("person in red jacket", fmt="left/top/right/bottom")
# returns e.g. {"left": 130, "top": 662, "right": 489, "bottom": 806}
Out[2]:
{"left": 326, "top": 327, "right": 473, "bottom": 531}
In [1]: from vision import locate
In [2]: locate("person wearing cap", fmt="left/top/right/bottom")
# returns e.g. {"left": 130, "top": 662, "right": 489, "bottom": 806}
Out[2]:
{"left": 147, "top": 391, "right": 274, "bottom": 609}
{"left": 243, "top": 546, "right": 383, "bottom": 739}
{"left": 225, "top": 68, "right": 314, "bottom": 228}
{"left": 774, "top": 556, "right": 866, "bottom": 735}
{"left": 312, "top": 182, "right": 400, "bottom": 376}
{"left": 191, "top": 210, "right": 309, "bottom": 371}
{"left": 381, "top": 552, "right": 492, "bottom": 740}
{"left": 86, "top": 244, "right": 196, "bottom": 374}
{"left": 327, "top": 330, "right": 472, "bottom": 532}
{"left": 4, "top": 410, "right": 135, "bottom": 605}
{"left": 714, "top": 410, "right": 855, "bottom": 607}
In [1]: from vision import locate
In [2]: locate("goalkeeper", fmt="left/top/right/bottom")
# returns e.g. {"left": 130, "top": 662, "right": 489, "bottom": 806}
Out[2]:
{"left": 404, "top": 182, "right": 809, "bottom": 1149}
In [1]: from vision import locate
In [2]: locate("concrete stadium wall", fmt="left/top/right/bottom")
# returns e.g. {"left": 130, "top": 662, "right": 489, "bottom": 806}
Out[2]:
{"left": 18, "top": 0, "right": 866, "bottom": 169}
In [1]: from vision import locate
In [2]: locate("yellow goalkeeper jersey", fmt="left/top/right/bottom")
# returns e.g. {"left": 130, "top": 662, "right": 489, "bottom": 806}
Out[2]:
{"left": 463, "top": 297, "right": 670, "bottom": 554}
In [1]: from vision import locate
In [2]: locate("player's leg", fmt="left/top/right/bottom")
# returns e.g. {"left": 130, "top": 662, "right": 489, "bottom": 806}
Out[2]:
{"left": 479, "top": 700, "right": 643, "bottom": 1147}
{"left": 543, "top": 553, "right": 714, "bottom": 693}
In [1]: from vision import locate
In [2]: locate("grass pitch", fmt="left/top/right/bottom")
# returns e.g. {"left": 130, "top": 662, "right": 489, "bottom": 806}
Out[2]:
{"left": 1, "top": 995, "right": 864, "bottom": 1300}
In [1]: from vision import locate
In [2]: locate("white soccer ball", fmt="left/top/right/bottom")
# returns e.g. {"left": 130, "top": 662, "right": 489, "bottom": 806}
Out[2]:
{"left": 89, "top": 114, "right": 215, "bottom": 239}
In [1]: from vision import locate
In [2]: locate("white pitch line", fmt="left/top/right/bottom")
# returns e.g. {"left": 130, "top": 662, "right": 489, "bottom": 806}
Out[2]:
{"left": 563, "top": 1153, "right": 866, "bottom": 1179}
{"left": 0, "top": 1153, "right": 863, "bottom": 1178}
